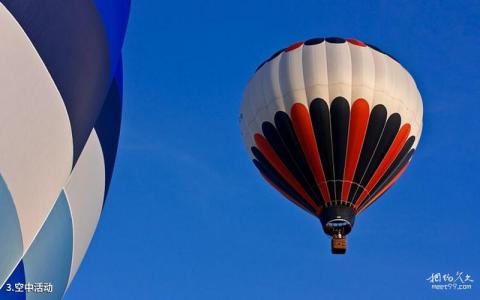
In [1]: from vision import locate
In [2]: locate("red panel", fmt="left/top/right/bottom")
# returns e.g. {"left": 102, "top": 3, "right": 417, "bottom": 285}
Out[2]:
{"left": 354, "top": 124, "right": 412, "bottom": 209}
{"left": 290, "top": 103, "right": 331, "bottom": 203}
{"left": 285, "top": 42, "right": 304, "bottom": 52}
{"left": 341, "top": 99, "right": 370, "bottom": 202}
{"left": 347, "top": 38, "right": 366, "bottom": 47}
{"left": 254, "top": 134, "right": 320, "bottom": 213}
{"left": 357, "top": 163, "right": 409, "bottom": 214}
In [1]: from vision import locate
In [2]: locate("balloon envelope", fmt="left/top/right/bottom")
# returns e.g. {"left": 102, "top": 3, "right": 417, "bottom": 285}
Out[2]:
{"left": 240, "top": 37, "right": 423, "bottom": 252}
{"left": 0, "top": 1, "right": 129, "bottom": 297}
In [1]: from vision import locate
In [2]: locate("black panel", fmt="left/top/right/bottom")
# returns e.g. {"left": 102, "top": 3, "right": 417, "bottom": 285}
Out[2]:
{"left": 330, "top": 97, "right": 350, "bottom": 200}
{"left": 348, "top": 105, "right": 387, "bottom": 203}
{"left": 358, "top": 149, "right": 415, "bottom": 211}
{"left": 261, "top": 122, "right": 319, "bottom": 204}
{"left": 253, "top": 157, "right": 316, "bottom": 213}
{"left": 304, "top": 38, "right": 325, "bottom": 45}
{"left": 310, "top": 99, "right": 335, "bottom": 200}
{"left": 354, "top": 113, "right": 401, "bottom": 203}
{"left": 326, "top": 37, "right": 346, "bottom": 43}
{"left": 262, "top": 118, "right": 324, "bottom": 206}
{"left": 273, "top": 112, "right": 325, "bottom": 204}
{"left": 2, "top": 0, "right": 111, "bottom": 168}
{"left": 368, "top": 136, "right": 415, "bottom": 198}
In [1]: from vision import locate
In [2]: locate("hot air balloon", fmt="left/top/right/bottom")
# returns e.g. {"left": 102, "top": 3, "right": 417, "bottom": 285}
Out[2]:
{"left": 0, "top": 1, "right": 129, "bottom": 298}
{"left": 240, "top": 37, "right": 422, "bottom": 254}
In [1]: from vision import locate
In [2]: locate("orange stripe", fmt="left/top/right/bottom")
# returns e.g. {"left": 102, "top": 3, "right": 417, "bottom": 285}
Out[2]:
{"left": 357, "top": 163, "right": 409, "bottom": 214}
{"left": 290, "top": 103, "right": 331, "bottom": 203}
{"left": 354, "top": 124, "right": 411, "bottom": 208}
{"left": 254, "top": 134, "right": 320, "bottom": 212}
{"left": 260, "top": 173, "right": 317, "bottom": 216}
{"left": 341, "top": 99, "right": 370, "bottom": 202}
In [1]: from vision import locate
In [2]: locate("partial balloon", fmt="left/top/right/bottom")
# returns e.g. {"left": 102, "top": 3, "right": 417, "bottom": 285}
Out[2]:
{"left": 240, "top": 37, "right": 423, "bottom": 254}
{"left": 0, "top": 1, "right": 129, "bottom": 298}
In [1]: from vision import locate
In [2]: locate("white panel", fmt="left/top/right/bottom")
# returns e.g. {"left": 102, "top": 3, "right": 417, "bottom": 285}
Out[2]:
{"left": 0, "top": 4, "right": 73, "bottom": 251}
{"left": 64, "top": 130, "right": 105, "bottom": 286}
{"left": 382, "top": 54, "right": 404, "bottom": 119}
{"left": 278, "top": 45, "right": 307, "bottom": 111}
{"left": 408, "top": 73, "right": 423, "bottom": 142}
{"left": 262, "top": 53, "right": 285, "bottom": 114}
{"left": 240, "top": 78, "right": 255, "bottom": 154}
{"left": 370, "top": 49, "right": 393, "bottom": 113}
{"left": 302, "top": 42, "right": 329, "bottom": 104}
{"left": 263, "top": 54, "right": 286, "bottom": 126}
{"left": 349, "top": 44, "right": 376, "bottom": 107}
{"left": 240, "top": 39, "right": 424, "bottom": 154}
{"left": 243, "top": 69, "right": 264, "bottom": 152}
{"left": 242, "top": 58, "right": 279, "bottom": 155}
{"left": 251, "top": 62, "right": 273, "bottom": 128}
{"left": 239, "top": 113, "right": 254, "bottom": 158}
{"left": 325, "top": 42, "right": 352, "bottom": 105}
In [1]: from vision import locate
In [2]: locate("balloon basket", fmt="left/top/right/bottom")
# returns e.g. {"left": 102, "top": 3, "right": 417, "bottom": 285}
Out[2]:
{"left": 331, "top": 236, "right": 347, "bottom": 254}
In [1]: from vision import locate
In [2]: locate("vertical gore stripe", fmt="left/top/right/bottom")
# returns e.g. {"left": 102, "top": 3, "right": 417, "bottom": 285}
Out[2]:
{"left": 253, "top": 134, "right": 320, "bottom": 211}
{"left": 310, "top": 98, "right": 335, "bottom": 201}
{"left": 355, "top": 123, "right": 411, "bottom": 207}
{"left": 248, "top": 97, "right": 417, "bottom": 215}
{"left": 290, "top": 103, "right": 330, "bottom": 204}
{"left": 348, "top": 105, "right": 387, "bottom": 202}
{"left": 358, "top": 161, "right": 410, "bottom": 213}
{"left": 262, "top": 122, "right": 323, "bottom": 203}
{"left": 353, "top": 113, "right": 401, "bottom": 203}
{"left": 368, "top": 137, "right": 415, "bottom": 199}
{"left": 330, "top": 97, "right": 350, "bottom": 200}
{"left": 360, "top": 149, "right": 414, "bottom": 211}
{"left": 274, "top": 112, "right": 325, "bottom": 202}
{"left": 342, "top": 99, "right": 369, "bottom": 201}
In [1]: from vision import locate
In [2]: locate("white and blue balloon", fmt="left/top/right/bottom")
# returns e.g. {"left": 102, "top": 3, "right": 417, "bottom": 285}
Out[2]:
{"left": 0, "top": 1, "right": 130, "bottom": 298}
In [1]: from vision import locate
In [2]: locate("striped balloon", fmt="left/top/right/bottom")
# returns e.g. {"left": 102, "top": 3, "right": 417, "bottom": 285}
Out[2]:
{"left": 240, "top": 37, "right": 423, "bottom": 253}
{"left": 0, "top": 1, "right": 129, "bottom": 298}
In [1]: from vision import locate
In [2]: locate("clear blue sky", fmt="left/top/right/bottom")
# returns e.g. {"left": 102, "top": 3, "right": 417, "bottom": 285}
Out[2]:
{"left": 66, "top": 1, "right": 479, "bottom": 299}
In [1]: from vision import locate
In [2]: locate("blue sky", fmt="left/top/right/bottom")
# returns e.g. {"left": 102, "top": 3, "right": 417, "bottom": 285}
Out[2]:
{"left": 66, "top": 1, "right": 479, "bottom": 299}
